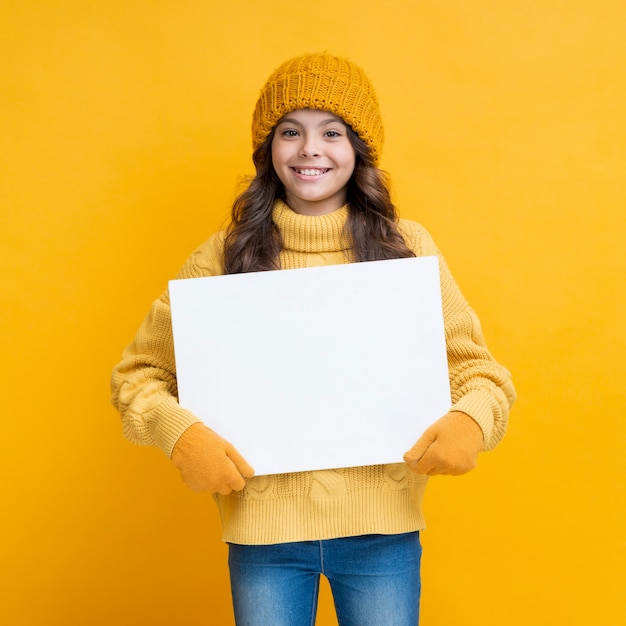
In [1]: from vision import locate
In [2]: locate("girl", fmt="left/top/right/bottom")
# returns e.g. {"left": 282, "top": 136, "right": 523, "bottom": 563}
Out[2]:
{"left": 111, "top": 53, "right": 516, "bottom": 626}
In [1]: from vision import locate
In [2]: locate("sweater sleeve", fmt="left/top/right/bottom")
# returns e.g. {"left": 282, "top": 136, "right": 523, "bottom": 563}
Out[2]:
{"left": 399, "top": 219, "right": 517, "bottom": 450}
{"left": 110, "top": 231, "right": 226, "bottom": 457}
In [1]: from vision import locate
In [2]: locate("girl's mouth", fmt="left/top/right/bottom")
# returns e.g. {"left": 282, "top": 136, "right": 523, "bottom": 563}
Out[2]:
{"left": 292, "top": 167, "right": 330, "bottom": 177}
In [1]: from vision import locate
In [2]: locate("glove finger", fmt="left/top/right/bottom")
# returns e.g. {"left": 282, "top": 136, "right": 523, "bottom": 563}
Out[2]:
{"left": 225, "top": 445, "right": 255, "bottom": 478}
{"left": 228, "top": 472, "right": 247, "bottom": 493}
{"left": 216, "top": 483, "right": 234, "bottom": 495}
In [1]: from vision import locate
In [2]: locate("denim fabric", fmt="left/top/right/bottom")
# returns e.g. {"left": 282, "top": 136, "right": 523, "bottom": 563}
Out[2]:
{"left": 228, "top": 532, "right": 421, "bottom": 626}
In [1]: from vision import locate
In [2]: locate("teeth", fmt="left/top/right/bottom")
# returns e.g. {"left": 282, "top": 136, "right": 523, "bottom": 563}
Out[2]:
{"left": 296, "top": 168, "right": 327, "bottom": 176}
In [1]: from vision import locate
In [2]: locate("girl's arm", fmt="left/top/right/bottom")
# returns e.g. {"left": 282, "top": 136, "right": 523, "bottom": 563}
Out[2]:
{"left": 109, "top": 231, "right": 254, "bottom": 492}
{"left": 438, "top": 250, "right": 517, "bottom": 451}
{"left": 110, "top": 289, "right": 200, "bottom": 457}
{"left": 399, "top": 221, "right": 516, "bottom": 473}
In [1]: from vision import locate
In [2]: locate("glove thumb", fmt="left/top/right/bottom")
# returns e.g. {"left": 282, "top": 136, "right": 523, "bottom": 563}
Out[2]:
{"left": 403, "top": 428, "right": 435, "bottom": 466}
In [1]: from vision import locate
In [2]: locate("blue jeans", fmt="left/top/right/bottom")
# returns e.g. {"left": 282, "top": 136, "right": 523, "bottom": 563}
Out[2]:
{"left": 228, "top": 532, "right": 421, "bottom": 626}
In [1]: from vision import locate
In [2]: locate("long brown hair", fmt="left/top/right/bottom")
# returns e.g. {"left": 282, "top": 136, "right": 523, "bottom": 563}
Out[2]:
{"left": 223, "top": 125, "right": 414, "bottom": 274}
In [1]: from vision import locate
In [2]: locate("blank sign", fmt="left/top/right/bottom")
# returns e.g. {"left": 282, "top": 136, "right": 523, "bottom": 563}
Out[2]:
{"left": 169, "top": 256, "right": 450, "bottom": 476}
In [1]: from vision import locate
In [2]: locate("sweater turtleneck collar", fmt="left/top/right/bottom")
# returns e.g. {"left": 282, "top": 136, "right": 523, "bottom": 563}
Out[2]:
{"left": 272, "top": 200, "right": 352, "bottom": 254}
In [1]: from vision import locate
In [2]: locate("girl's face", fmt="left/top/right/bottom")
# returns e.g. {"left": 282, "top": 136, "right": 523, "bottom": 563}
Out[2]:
{"left": 271, "top": 108, "right": 356, "bottom": 216}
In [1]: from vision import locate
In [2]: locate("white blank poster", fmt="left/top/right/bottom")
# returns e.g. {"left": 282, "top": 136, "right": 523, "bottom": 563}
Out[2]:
{"left": 169, "top": 256, "right": 451, "bottom": 476}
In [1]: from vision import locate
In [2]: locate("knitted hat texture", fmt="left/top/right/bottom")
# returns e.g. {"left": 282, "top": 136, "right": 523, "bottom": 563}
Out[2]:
{"left": 252, "top": 53, "right": 384, "bottom": 165}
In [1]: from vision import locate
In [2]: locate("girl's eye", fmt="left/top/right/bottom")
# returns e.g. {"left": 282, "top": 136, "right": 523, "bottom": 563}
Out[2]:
{"left": 282, "top": 129, "right": 299, "bottom": 137}
{"left": 324, "top": 130, "right": 341, "bottom": 138}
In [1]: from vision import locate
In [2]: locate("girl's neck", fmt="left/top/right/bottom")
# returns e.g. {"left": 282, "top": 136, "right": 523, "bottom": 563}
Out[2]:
{"left": 272, "top": 200, "right": 351, "bottom": 253}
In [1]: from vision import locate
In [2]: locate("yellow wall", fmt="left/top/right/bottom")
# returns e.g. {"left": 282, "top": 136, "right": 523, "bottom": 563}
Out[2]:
{"left": 1, "top": 1, "right": 624, "bottom": 624}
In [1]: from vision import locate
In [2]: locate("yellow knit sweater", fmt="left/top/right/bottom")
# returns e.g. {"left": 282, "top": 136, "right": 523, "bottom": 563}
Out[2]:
{"left": 111, "top": 201, "right": 516, "bottom": 545}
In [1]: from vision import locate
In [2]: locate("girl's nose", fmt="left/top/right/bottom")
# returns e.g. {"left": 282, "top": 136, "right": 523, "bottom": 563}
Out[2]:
{"left": 300, "top": 135, "right": 320, "bottom": 157}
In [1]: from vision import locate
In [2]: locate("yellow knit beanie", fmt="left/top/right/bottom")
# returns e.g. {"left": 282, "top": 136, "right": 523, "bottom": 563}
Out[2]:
{"left": 252, "top": 53, "right": 384, "bottom": 165}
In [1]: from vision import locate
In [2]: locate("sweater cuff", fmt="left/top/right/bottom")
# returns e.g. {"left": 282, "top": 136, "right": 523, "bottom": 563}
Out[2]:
{"left": 150, "top": 397, "right": 203, "bottom": 458}
{"left": 450, "top": 390, "right": 496, "bottom": 448}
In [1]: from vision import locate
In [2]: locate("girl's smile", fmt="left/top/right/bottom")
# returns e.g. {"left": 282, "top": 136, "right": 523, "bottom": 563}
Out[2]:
{"left": 291, "top": 167, "right": 330, "bottom": 178}
{"left": 271, "top": 108, "right": 356, "bottom": 216}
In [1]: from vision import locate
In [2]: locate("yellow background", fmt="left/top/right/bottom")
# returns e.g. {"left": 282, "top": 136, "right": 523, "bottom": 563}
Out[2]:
{"left": 1, "top": 1, "right": 624, "bottom": 624}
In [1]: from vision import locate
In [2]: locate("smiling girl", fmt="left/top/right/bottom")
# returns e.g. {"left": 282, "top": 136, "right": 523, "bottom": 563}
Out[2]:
{"left": 111, "top": 53, "right": 516, "bottom": 625}
{"left": 271, "top": 109, "right": 356, "bottom": 215}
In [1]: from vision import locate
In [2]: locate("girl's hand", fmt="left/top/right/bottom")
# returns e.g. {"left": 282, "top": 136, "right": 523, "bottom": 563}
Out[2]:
{"left": 403, "top": 411, "right": 484, "bottom": 476}
{"left": 171, "top": 423, "right": 255, "bottom": 495}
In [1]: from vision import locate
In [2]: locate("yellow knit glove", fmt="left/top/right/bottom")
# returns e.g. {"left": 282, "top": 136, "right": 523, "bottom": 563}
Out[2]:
{"left": 403, "top": 411, "right": 484, "bottom": 476}
{"left": 171, "top": 423, "right": 255, "bottom": 495}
